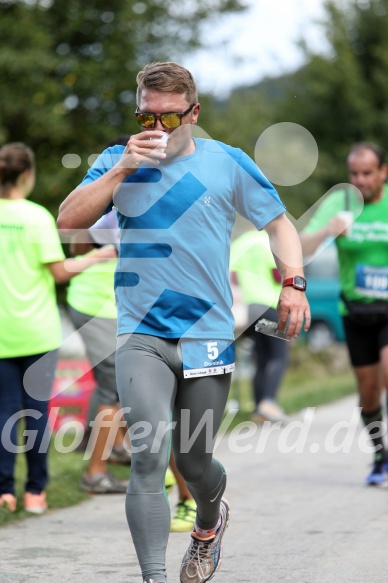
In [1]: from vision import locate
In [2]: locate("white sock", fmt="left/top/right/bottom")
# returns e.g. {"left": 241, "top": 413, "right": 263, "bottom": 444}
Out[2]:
{"left": 194, "top": 515, "right": 222, "bottom": 538}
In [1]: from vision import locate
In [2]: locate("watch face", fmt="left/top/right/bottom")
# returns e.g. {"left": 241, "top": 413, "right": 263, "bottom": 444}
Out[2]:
{"left": 294, "top": 276, "right": 306, "bottom": 290}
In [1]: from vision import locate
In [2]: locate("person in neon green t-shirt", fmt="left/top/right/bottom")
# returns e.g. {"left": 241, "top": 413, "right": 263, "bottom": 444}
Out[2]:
{"left": 0, "top": 143, "right": 116, "bottom": 514}
{"left": 230, "top": 229, "right": 290, "bottom": 424}
{"left": 67, "top": 211, "right": 130, "bottom": 494}
{"left": 301, "top": 142, "right": 388, "bottom": 486}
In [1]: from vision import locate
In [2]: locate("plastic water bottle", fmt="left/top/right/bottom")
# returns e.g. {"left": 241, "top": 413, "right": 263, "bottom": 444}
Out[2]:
{"left": 254, "top": 318, "right": 290, "bottom": 341}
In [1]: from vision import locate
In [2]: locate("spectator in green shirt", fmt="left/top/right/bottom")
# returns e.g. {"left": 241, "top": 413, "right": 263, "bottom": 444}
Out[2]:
{"left": 0, "top": 142, "right": 116, "bottom": 513}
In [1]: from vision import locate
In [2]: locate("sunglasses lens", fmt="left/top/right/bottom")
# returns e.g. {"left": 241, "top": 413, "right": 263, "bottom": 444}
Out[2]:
{"left": 136, "top": 113, "right": 156, "bottom": 128}
{"left": 160, "top": 113, "right": 181, "bottom": 129}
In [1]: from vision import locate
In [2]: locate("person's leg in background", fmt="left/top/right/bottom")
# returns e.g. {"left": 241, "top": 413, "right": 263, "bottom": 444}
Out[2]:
{"left": 105, "top": 410, "right": 132, "bottom": 464}
{"left": 344, "top": 317, "right": 388, "bottom": 485}
{"left": 75, "top": 387, "right": 99, "bottom": 451}
{"left": 0, "top": 357, "right": 24, "bottom": 511}
{"left": 169, "top": 450, "right": 196, "bottom": 532}
{"left": 381, "top": 344, "right": 388, "bottom": 472}
{"left": 22, "top": 350, "right": 59, "bottom": 513}
{"left": 249, "top": 306, "right": 289, "bottom": 424}
{"left": 356, "top": 362, "right": 385, "bottom": 484}
{"left": 81, "top": 401, "right": 128, "bottom": 493}
{"left": 68, "top": 307, "right": 128, "bottom": 494}
{"left": 77, "top": 384, "right": 131, "bottom": 464}
{"left": 0, "top": 350, "right": 58, "bottom": 513}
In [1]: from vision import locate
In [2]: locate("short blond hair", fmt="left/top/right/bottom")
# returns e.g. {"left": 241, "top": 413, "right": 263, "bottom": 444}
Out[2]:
{"left": 136, "top": 62, "right": 198, "bottom": 105}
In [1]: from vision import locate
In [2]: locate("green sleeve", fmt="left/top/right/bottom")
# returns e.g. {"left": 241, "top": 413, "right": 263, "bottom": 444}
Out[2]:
{"left": 303, "top": 190, "right": 346, "bottom": 234}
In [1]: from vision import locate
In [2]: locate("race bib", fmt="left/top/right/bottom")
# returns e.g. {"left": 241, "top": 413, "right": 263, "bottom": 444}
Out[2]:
{"left": 180, "top": 339, "right": 235, "bottom": 379}
{"left": 355, "top": 264, "right": 388, "bottom": 299}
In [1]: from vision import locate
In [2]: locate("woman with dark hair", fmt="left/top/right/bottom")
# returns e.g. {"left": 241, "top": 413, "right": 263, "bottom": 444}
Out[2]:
{"left": 0, "top": 142, "right": 116, "bottom": 513}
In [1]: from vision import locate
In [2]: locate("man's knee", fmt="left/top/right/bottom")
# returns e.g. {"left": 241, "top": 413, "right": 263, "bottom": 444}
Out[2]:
{"left": 174, "top": 452, "right": 210, "bottom": 485}
{"left": 129, "top": 452, "right": 168, "bottom": 493}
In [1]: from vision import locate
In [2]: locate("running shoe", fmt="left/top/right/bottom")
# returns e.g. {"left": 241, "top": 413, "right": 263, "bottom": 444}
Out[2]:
{"left": 170, "top": 498, "right": 197, "bottom": 532}
{"left": 253, "top": 399, "right": 289, "bottom": 425}
{"left": 0, "top": 493, "right": 17, "bottom": 512}
{"left": 108, "top": 445, "right": 132, "bottom": 465}
{"left": 80, "top": 472, "right": 128, "bottom": 494}
{"left": 164, "top": 467, "right": 176, "bottom": 494}
{"left": 180, "top": 498, "right": 230, "bottom": 583}
{"left": 365, "top": 462, "right": 386, "bottom": 486}
{"left": 24, "top": 491, "right": 47, "bottom": 514}
{"left": 143, "top": 580, "right": 165, "bottom": 583}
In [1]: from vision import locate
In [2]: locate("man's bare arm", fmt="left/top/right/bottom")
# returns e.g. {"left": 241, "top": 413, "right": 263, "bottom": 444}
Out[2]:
{"left": 57, "top": 131, "right": 166, "bottom": 233}
{"left": 57, "top": 168, "right": 129, "bottom": 233}
{"left": 300, "top": 214, "right": 351, "bottom": 257}
{"left": 264, "top": 214, "right": 311, "bottom": 339}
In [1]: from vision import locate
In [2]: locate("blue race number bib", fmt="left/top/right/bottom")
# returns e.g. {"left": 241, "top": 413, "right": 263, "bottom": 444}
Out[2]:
{"left": 355, "top": 264, "right": 388, "bottom": 299}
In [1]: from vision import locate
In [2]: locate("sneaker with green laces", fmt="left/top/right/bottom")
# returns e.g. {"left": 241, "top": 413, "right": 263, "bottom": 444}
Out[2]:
{"left": 164, "top": 467, "right": 176, "bottom": 494}
{"left": 170, "top": 498, "right": 197, "bottom": 532}
{"left": 180, "top": 498, "right": 230, "bottom": 583}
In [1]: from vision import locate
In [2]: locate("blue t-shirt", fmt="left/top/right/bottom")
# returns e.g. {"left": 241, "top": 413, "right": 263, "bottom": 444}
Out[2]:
{"left": 80, "top": 138, "right": 285, "bottom": 340}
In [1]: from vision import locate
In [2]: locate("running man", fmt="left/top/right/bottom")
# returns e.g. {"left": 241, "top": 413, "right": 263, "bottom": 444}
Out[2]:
{"left": 300, "top": 142, "right": 388, "bottom": 486}
{"left": 58, "top": 61, "right": 310, "bottom": 583}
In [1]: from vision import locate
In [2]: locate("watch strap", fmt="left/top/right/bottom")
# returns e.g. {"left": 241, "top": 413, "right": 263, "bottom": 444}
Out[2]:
{"left": 282, "top": 277, "right": 295, "bottom": 287}
{"left": 282, "top": 276, "right": 307, "bottom": 291}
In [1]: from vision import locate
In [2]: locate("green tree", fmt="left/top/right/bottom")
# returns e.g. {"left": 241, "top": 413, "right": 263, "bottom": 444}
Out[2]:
{"left": 211, "top": 0, "right": 388, "bottom": 219}
{"left": 269, "top": 0, "right": 388, "bottom": 215}
{"left": 0, "top": 0, "right": 245, "bottom": 214}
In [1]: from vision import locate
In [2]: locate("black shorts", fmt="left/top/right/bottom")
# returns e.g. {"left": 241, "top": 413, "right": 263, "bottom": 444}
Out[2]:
{"left": 343, "top": 315, "right": 388, "bottom": 367}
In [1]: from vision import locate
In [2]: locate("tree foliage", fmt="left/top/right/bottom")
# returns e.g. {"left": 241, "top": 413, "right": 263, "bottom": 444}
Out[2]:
{"left": 3, "top": 0, "right": 388, "bottom": 223}
{"left": 272, "top": 0, "right": 388, "bottom": 215}
{"left": 294, "top": 0, "right": 388, "bottom": 212}
{"left": 214, "top": 0, "right": 388, "bottom": 218}
{"left": 0, "top": 0, "right": 245, "bottom": 213}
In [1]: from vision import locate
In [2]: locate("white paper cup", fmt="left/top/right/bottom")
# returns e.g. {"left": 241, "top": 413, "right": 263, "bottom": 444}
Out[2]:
{"left": 149, "top": 131, "right": 169, "bottom": 152}
{"left": 338, "top": 210, "right": 353, "bottom": 234}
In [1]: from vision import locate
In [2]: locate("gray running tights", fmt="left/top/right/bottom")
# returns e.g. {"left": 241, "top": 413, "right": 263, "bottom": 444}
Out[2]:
{"left": 115, "top": 334, "right": 231, "bottom": 582}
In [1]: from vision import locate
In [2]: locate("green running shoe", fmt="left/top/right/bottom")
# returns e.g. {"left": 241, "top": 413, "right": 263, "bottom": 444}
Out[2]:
{"left": 164, "top": 467, "right": 176, "bottom": 494}
{"left": 170, "top": 498, "right": 197, "bottom": 532}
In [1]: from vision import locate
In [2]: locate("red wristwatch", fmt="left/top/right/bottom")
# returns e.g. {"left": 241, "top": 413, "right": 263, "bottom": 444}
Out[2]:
{"left": 282, "top": 276, "right": 307, "bottom": 291}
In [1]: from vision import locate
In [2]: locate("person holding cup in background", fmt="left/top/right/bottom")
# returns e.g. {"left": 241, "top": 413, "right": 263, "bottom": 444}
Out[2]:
{"left": 300, "top": 142, "right": 388, "bottom": 486}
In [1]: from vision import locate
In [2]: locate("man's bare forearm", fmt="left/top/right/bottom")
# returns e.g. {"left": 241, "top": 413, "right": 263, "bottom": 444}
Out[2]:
{"left": 57, "top": 167, "right": 128, "bottom": 233}
{"left": 264, "top": 214, "right": 305, "bottom": 278}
